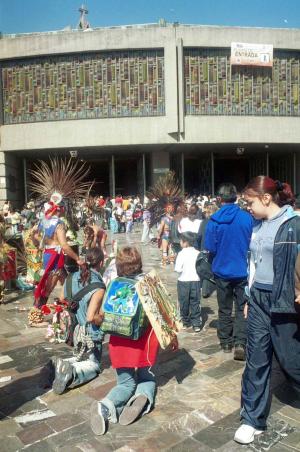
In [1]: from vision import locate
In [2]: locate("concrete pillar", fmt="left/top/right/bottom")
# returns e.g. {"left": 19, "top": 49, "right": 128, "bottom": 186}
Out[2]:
{"left": 23, "top": 158, "right": 28, "bottom": 203}
{"left": 109, "top": 155, "right": 115, "bottom": 198}
{"left": 211, "top": 152, "right": 215, "bottom": 196}
{"left": 177, "top": 38, "right": 185, "bottom": 136}
{"left": 181, "top": 152, "right": 185, "bottom": 193}
{"left": 151, "top": 150, "right": 170, "bottom": 185}
{"left": 0, "top": 151, "right": 24, "bottom": 208}
{"left": 137, "top": 153, "right": 146, "bottom": 199}
{"left": 164, "top": 30, "right": 179, "bottom": 137}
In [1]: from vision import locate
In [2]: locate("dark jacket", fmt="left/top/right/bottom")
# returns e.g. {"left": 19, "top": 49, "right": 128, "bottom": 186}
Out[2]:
{"left": 271, "top": 215, "right": 300, "bottom": 314}
{"left": 198, "top": 218, "right": 209, "bottom": 251}
{"left": 205, "top": 204, "right": 253, "bottom": 280}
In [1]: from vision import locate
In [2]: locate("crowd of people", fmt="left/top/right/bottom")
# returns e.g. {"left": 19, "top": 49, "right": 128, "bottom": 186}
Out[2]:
{"left": 1, "top": 173, "right": 300, "bottom": 445}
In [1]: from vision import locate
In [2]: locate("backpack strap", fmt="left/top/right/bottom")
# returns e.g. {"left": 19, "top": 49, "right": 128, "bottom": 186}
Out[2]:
{"left": 65, "top": 272, "right": 105, "bottom": 303}
{"left": 296, "top": 216, "right": 300, "bottom": 245}
{"left": 71, "top": 281, "right": 105, "bottom": 303}
{"left": 65, "top": 273, "right": 73, "bottom": 299}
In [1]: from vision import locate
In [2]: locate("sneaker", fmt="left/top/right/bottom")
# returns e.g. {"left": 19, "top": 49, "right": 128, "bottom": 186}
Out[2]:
{"left": 193, "top": 326, "right": 202, "bottom": 333}
{"left": 119, "top": 394, "right": 148, "bottom": 426}
{"left": 234, "top": 424, "right": 263, "bottom": 444}
{"left": 221, "top": 344, "right": 232, "bottom": 353}
{"left": 234, "top": 344, "right": 246, "bottom": 361}
{"left": 52, "top": 358, "right": 73, "bottom": 395}
{"left": 90, "top": 401, "right": 109, "bottom": 435}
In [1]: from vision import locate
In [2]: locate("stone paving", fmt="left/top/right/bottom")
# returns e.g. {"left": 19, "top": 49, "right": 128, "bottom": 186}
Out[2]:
{"left": 0, "top": 230, "right": 300, "bottom": 451}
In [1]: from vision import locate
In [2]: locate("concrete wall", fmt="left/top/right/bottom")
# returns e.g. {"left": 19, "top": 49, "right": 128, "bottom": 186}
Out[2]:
{"left": 2, "top": 24, "right": 300, "bottom": 60}
{"left": 184, "top": 116, "right": 300, "bottom": 145}
{"left": 0, "top": 117, "right": 177, "bottom": 152}
{"left": 0, "top": 24, "right": 300, "bottom": 203}
{"left": 2, "top": 114, "right": 300, "bottom": 152}
{"left": 1, "top": 24, "right": 300, "bottom": 153}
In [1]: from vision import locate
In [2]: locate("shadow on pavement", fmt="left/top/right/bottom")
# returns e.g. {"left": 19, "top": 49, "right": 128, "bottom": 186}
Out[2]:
{"left": 0, "top": 367, "right": 50, "bottom": 420}
{"left": 273, "top": 380, "right": 300, "bottom": 409}
{"left": 155, "top": 347, "right": 196, "bottom": 386}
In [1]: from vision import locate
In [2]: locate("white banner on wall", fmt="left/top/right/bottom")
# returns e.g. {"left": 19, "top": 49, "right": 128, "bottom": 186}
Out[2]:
{"left": 230, "top": 42, "right": 273, "bottom": 67}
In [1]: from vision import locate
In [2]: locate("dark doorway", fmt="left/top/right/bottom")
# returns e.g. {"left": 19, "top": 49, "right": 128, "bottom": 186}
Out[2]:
{"left": 184, "top": 158, "right": 200, "bottom": 194}
{"left": 184, "top": 154, "right": 212, "bottom": 195}
{"left": 214, "top": 157, "right": 250, "bottom": 192}
{"left": 88, "top": 159, "right": 110, "bottom": 196}
{"left": 115, "top": 157, "right": 138, "bottom": 195}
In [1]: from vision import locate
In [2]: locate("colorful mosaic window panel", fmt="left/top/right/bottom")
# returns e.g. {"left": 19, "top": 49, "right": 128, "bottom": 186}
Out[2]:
{"left": 185, "top": 48, "right": 300, "bottom": 116}
{"left": 1, "top": 50, "right": 165, "bottom": 124}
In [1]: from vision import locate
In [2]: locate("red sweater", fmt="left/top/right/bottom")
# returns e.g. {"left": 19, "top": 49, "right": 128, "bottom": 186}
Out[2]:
{"left": 109, "top": 325, "right": 160, "bottom": 368}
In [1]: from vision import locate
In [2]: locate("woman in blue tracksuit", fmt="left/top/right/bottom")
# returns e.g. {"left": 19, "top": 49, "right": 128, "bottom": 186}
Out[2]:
{"left": 234, "top": 176, "right": 300, "bottom": 445}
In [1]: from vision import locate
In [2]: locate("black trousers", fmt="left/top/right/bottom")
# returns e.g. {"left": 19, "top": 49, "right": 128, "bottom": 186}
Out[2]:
{"left": 177, "top": 281, "right": 202, "bottom": 327}
{"left": 215, "top": 277, "right": 247, "bottom": 346}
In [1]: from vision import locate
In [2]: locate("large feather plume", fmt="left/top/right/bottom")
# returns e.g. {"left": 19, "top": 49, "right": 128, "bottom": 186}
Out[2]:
{"left": 147, "top": 171, "right": 184, "bottom": 226}
{"left": 28, "top": 157, "right": 92, "bottom": 202}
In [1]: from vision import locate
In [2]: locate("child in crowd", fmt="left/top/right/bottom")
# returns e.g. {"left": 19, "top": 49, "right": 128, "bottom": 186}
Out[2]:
{"left": 110, "top": 207, "right": 119, "bottom": 233}
{"left": 90, "top": 247, "right": 162, "bottom": 435}
{"left": 175, "top": 232, "right": 202, "bottom": 332}
{"left": 125, "top": 204, "right": 134, "bottom": 233}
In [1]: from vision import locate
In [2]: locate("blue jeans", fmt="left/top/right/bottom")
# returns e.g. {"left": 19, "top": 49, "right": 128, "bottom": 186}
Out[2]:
{"left": 141, "top": 222, "right": 150, "bottom": 242}
{"left": 101, "top": 367, "right": 156, "bottom": 423}
{"left": 126, "top": 221, "right": 133, "bottom": 233}
{"left": 65, "top": 343, "right": 102, "bottom": 388}
{"left": 110, "top": 218, "right": 119, "bottom": 233}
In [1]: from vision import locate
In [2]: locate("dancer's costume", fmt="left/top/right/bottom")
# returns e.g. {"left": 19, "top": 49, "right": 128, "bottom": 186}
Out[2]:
{"left": 148, "top": 172, "right": 184, "bottom": 264}
{"left": 23, "top": 226, "right": 43, "bottom": 285}
{"left": 27, "top": 158, "right": 92, "bottom": 318}
{"left": 34, "top": 205, "right": 66, "bottom": 308}
{"left": 0, "top": 221, "right": 16, "bottom": 304}
{"left": 148, "top": 172, "right": 183, "bottom": 227}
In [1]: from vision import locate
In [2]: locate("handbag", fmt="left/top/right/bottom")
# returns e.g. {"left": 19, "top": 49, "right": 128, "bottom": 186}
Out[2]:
{"left": 195, "top": 251, "right": 214, "bottom": 280}
{"left": 101, "top": 277, "right": 148, "bottom": 340}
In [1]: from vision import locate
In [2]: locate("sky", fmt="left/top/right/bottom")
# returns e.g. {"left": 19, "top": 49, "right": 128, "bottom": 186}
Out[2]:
{"left": 0, "top": 0, "right": 299, "bottom": 35}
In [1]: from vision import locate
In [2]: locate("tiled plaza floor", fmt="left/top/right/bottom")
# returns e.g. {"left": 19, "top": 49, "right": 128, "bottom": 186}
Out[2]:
{"left": 0, "top": 230, "right": 299, "bottom": 451}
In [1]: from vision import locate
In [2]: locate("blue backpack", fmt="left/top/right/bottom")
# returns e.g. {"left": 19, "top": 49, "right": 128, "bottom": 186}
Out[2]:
{"left": 101, "top": 277, "right": 148, "bottom": 340}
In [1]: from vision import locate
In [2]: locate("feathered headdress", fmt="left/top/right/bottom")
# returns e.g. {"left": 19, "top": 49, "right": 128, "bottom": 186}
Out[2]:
{"left": 28, "top": 157, "right": 92, "bottom": 203}
{"left": 147, "top": 171, "right": 184, "bottom": 226}
{"left": 28, "top": 157, "right": 93, "bottom": 227}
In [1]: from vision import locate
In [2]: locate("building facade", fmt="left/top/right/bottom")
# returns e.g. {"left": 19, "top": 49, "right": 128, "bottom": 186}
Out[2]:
{"left": 0, "top": 23, "right": 300, "bottom": 204}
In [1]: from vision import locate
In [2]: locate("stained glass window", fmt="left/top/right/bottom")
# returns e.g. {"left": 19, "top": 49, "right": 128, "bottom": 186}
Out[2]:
{"left": 1, "top": 49, "right": 165, "bottom": 124}
{"left": 185, "top": 48, "right": 300, "bottom": 116}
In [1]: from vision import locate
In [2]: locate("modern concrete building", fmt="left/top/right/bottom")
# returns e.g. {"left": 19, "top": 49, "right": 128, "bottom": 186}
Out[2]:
{"left": 1, "top": 23, "right": 300, "bottom": 205}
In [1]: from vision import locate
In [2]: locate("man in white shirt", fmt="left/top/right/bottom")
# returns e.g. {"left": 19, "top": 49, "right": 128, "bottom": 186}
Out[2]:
{"left": 178, "top": 204, "right": 202, "bottom": 249}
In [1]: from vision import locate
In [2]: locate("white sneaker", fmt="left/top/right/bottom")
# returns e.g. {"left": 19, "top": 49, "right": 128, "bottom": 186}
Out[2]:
{"left": 90, "top": 401, "right": 109, "bottom": 435}
{"left": 234, "top": 424, "right": 263, "bottom": 444}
